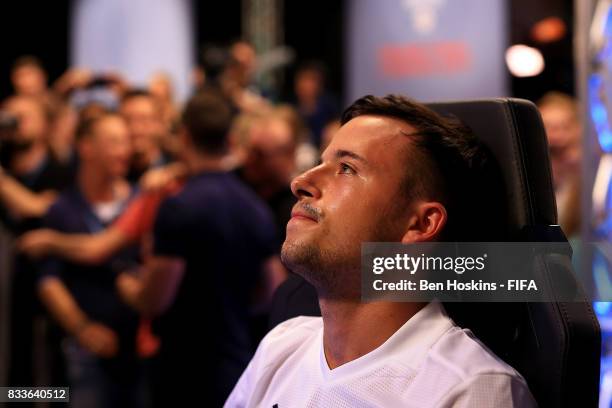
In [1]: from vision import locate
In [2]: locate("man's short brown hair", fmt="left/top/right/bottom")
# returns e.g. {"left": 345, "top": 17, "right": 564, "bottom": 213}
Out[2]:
{"left": 182, "top": 89, "right": 233, "bottom": 155}
{"left": 341, "top": 94, "right": 500, "bottom": 240}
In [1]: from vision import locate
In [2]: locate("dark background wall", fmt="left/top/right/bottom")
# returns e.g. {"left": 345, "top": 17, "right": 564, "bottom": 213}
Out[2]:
{"left": 283, "top": 0, "right": 344, "bottom": 100}
{"left": 0, "top": 1, "right": 70, "bottom": 99}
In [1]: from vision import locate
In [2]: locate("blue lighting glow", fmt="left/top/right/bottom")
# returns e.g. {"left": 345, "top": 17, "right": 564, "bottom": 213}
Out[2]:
{"left": 589, "top": 74, "right": 612, "bottom": 152}
{"left": 595, "top": 301, "right": 612, "bottom": 316}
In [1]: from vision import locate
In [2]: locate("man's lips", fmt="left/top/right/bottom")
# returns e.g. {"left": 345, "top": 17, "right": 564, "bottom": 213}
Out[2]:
{"left": 290, "top": 210, "right": 318, "bottom": 222}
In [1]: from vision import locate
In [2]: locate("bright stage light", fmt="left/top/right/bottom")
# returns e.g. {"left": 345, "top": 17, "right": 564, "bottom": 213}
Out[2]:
{"left": 505, "top": 44, "right": 545, "bottom": 77}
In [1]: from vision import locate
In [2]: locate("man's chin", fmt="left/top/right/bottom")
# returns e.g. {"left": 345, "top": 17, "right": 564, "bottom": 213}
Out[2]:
{"left": 281, "top": 239, "right": 315, "bottom": 275}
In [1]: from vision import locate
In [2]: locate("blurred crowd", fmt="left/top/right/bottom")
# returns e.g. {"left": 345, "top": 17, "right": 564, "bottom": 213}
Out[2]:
{"left": 0, "top": 39, "right": 585, "bottom": 408}
{"left": 0, "top": 40, "right": 340, "bottom": 407}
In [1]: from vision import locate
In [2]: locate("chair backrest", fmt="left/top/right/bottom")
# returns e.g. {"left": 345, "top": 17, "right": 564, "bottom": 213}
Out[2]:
{"left": 269, "top": 98, "right": 601, "bottom": 407}
{"left": 429, "top": 98, "right": 600, "bottom": 408}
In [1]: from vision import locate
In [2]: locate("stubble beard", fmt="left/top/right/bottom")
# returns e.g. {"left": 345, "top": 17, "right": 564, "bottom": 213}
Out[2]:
{"left": 281, "top": 196, "right": 407, "bottom": 300}
{"left": 281, "top": 233, "right": 361, "bottom": 300}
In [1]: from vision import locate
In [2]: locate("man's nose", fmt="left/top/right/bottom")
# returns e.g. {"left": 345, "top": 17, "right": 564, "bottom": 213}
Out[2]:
{"left": 290, "top": 167, "right": 322, "bottom": 200}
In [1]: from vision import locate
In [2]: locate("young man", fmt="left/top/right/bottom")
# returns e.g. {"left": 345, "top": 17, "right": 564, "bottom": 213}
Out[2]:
{"left": 38, "top": 113, "right": 143, "bottom": 407}
{"left": 116, "top": 89, "right": 286, "bottom": 407}
{"left": 225, "top": 95, "right": 536, "bottom": 407}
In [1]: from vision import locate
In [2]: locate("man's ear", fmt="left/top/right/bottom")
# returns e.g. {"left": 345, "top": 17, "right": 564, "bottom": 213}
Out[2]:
{"left": 401, "top": 202, "right": 447, "bottom": 243}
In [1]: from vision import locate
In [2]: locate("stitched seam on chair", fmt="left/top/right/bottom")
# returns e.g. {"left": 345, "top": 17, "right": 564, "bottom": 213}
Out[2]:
{"left": 501, "top": 99, "right": 533, "bottom": 226}
{"left": 586, "top": 303, "right": 601, "bottom": 339}
{"left": 558, "top": 301, "right": 572, "bottom": 402}
{"left": 533, "top": 255, "right": 564, "bottom": 406}
{"left": 510, "top": 100, "right": 537, "bottom": 225}
{"left": 533, "top": 107, "right": 558, "bottom": 224}
{"left": 541, "top": 255, "right": 567, "bottom": 404}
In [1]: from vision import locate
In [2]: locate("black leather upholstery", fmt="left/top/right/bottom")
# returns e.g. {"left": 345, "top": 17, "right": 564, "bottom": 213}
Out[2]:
{"left": 429, "top": 99, "right": 557, "bottom": 233}
{"left": 269, "top": 98, "right": 601, "bottom": 407}
{"left": 430, "top": 99, "right": 600, "bottom": 408}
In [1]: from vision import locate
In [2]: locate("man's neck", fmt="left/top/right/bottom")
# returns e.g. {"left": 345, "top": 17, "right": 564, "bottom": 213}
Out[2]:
{"left": 78, "top": 168, "right": 124, "bottom": 204}
{"left": 10, "top": 141, "right": 47, "bottom": 177}
{"left": 185, "top": 152, "right": 230, "bottom": 175}
{"left": 320, "top": 298, "right": 426, "bottom": 370}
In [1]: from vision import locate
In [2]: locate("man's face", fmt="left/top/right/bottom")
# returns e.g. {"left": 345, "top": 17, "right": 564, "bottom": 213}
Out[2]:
{"left": 3, "top": 97, "right": 47, "bottom": 145}
{"left": 84, "top": 116, "right": 131, "bottom": 179}
{"left": 281, "top": 115, "right": 416, "bottom": 298}
{"left": 119, "top": 96, "right": 161, "bottom": 163}
{"left": 11, "top": 65, "right": 47, "bottom": 96}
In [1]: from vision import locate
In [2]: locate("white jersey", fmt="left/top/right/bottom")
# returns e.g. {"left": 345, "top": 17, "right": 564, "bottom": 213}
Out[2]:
{"left": 225, "top": 301, "right": 537, "bottom": 408}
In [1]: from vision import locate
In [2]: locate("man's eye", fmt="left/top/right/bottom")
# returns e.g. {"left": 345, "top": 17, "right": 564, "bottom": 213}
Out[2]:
{"left": 339, "top": 163, "right": 355, "bottom": 174}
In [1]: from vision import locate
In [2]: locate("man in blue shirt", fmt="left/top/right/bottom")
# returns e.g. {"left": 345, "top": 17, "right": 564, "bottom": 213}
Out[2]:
{"left": 117, "top": 89, "right": 285, "bottom": 407}
{"left": 38, "top": 112, "right": 142, "bottom": 408}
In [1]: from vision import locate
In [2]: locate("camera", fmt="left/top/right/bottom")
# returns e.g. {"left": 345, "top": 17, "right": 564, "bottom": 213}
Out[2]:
{"left": 86, "top": 76, "right": 116, "bottom": 89}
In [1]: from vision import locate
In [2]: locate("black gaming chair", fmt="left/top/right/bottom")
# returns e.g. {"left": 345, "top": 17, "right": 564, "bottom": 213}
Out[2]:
{"left": 269, "top": 98, "right": 601, "bottom": 407}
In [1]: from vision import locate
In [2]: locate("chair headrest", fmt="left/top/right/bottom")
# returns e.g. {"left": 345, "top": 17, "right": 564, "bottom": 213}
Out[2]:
{"left": 427, "top": 98, "right": 557, "bottom": 237}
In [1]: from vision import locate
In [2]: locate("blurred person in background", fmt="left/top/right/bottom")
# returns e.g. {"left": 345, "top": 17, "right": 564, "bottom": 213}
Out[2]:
{"left": 537, "top": 91, "right": 581, "bottom": 237}
{"left": 235, "top": 106, "right": 300, "bottom": 241}
{"left": 0, "top": 94, "right": 75, "bottom": 387}
{"left": 148, "top": 72, "right": 179, "bottom": 130}
{"left": 48, "top": 67, "right": 130, "bottom": 169}
{"left": 229, "top": 40, "right": 258, "bottom": 91}
{"left": 198, "top": 42, "right": 270, "bottom": 114}
{"left": 116, "top": 89, "right": 286, "bottom": 407}
{"left": 17, "top": 87, "right": 189, "bottom": 267}
{"left": 10, "top": 56, "right": 55, "bottom": 108}
{"left": 148, "top": 73, "right": 182, "bottom": 160}
{"left": 275, "top": 104, "right": 319, "bottom": 175}
{"left": 48, "top": 101, "right": 79, "bottom": 167}
{"left": 37, "top": 112, "right": 144, "bottom": 408}
{"left": 119, "top": 90, "right": 171, "bottom": 183}
{"left": 0, "top": 96, "right": 73, "bottom": 217}
{"left": 231, "top": 106, "right": 299, "bottom": 343}
{"left": 292, "top": 61, "right": 339, "bottom": 149}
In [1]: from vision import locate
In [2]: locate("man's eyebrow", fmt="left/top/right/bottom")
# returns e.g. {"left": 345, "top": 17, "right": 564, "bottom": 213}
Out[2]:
{"left": 334, "top": 149, "right": 368, "bottom": 164}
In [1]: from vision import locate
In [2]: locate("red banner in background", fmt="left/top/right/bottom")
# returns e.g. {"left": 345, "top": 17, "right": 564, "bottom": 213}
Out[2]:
{"left": 378, "top": 42, "right": 472, "bottom": 78}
